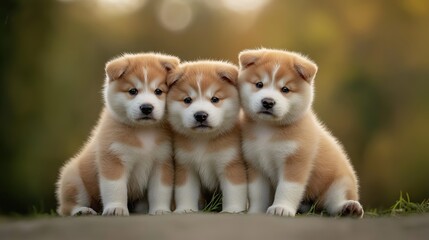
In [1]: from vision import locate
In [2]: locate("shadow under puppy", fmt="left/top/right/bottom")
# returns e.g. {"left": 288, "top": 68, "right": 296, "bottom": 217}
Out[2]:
{"left": 56, "top": 53, "right": 179, "bottom": 216}
{"left": 167, "top": 61, "right": 247, "bottom": 213}
{"left": 238, "top": 48, "right": 363, "bottom": 217}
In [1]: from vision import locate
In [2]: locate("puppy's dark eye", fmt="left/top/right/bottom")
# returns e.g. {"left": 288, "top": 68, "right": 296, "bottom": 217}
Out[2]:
{"left": 154, "top": 88, "right": 163, "bottom": 95}
{"left": 128, "top": 88, "right": 138, "bottom": 96}
{"left": 211, "top": 96, "right": 219, "bottom": 103}
{"left": 255, "top": 82, "right": 263, "bottom": 88}
{"left": 281, "top": 87, "right": 290, "bottom": 93}
{"left": 184, "top": 97, "right": 192, "bottom": 104}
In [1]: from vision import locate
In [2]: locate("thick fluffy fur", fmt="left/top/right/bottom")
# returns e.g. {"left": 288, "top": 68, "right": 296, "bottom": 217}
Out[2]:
{"left": 56, "top": 53, "right": 180, "bottom": 216}
{"left": 238, "top": 48, "right": 363, "bottom": 217}
{"left": 167, "top": 61, "right": 247, "bottom": 213}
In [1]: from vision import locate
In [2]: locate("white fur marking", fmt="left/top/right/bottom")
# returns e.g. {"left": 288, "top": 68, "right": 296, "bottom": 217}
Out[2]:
{"left": 196, "top": 73, "right": 203, "bottom": 100}
{"left": 267, "top": 181, "right": 305, "bottom": 217}
{"left": 324, "top": 178, "right": 348, "bottom": 215}
{"left": 271, "top": 63, "right": 280, "bottom": 88}
{"left": 143, "top": 66, "right": 149, "bottom": 92}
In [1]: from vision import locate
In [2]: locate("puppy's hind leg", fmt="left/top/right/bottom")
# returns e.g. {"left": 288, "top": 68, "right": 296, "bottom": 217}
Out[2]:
{"left": 56, "top": 162, "right": 97, "bottom": 216}
{"left": 322, "top": 177, "right": 364, "bottom": 218}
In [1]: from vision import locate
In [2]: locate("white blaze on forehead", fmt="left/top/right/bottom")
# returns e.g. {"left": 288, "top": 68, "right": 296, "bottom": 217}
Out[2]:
{"left": 196, "top": 73, "right": 203, "bottom": 100}
{"left": 143, "top": 66, "right": 149, "bottom": 83}
{"left": 270, "top": 63, "right": 281, "bottom": 88}
{"left": 143, "top": 66, "right": 149, "bottom": 92}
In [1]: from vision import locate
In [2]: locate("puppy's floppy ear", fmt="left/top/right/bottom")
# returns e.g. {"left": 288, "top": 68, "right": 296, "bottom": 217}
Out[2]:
{"left": 293, "top": 55, "right": 318, "bottom": 83}
{"left": 166, "top": 68, "right": 184, "bottom": 87}
{"left": 159, "top": 55, "right": 180, "bottom": 73}
{"left": 238, "top": 49, "right": 263, "bottom": 69}
{"left": 218, "top": 64, "right": 239, "bottom": 86}
{"left": 105, "top": 56, "right": 129, "bottom": 81}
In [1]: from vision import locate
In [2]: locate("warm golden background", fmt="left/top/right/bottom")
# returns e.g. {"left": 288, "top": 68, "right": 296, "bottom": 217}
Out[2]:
{"left": 1, "top": 0, "right": 428, "bottom": 214}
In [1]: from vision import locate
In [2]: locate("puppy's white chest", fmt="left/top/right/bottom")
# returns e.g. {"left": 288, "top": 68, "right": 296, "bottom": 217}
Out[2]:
{"left": 176, "top": 142, "right": 236, "bottom": 190}
{"left": 109, "top": 131, "right": 172, "bottom": 172}
{"left": 243, "top": 125, "right": 298, "bottom": 178}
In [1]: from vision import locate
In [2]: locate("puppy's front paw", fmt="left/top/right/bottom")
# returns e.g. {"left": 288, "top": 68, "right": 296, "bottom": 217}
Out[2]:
{"left": 221, "top": 208, "right": 246, "bottom": 214}
{"left": 267, "top": 205, "right": 296, "bottom": 217}
{"left": 149, "top": 209, "right": 172, "bottom": 215}
{"left": 174, "top": 208, "right": 197, "bottom": 214}
{"left": 72, "top": 207, "right": 97, "bottom": 216}
{"left": 102, "top": 205, "right": 129, "bottom": 216}
{"left": 340, "top": 200, "right": 364, "bottom": 218}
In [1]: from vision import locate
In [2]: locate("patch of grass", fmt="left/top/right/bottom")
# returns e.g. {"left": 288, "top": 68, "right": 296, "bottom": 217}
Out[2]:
{"left": 202, "top": 189, "right": 223, "bottom": 212}
{"left": 366, "top": 192, "right": 429, "bottom": 217}
{"left": 200, "top": 191, "right": 429, "bottom": 217}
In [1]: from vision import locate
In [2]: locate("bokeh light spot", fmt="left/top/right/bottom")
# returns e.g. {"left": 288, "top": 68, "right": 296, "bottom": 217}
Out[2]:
{"left": 96, "top": 0, "right": 147, "bottom": 15}
{"left": 221, "top": 0, "right": 270, "bottom": 12}
{"left": 158, "top": 0, "right": 193, "bottom": 32}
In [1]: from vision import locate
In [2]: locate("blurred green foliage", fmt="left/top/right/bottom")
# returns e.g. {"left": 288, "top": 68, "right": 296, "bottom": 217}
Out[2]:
{"left": 1, "top": 0, "right": 429, "bottom": 214}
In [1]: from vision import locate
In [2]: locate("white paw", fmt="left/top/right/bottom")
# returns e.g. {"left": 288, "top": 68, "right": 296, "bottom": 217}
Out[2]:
{"left": 173, "top": 208, "right": 198, "bottom": 214}
{"left": 267, "top": 205, "right": 296, "bottom": 217}
{"left": 221, "top": 208, "right": 246, "bottom": 214}
{"left": 71, "top": 207, "right": 97, "bottom": 216}
{"left": 149, "top": 209, "right": 172, "bottom": 215}
{"left": 340, "top": 200, "right": 364, "bottom": 218}
{"left": 102, "top": 205, "right": 129, "bottom": 216}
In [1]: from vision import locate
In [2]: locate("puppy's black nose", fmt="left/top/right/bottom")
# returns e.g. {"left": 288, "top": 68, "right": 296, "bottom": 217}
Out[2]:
{"left": 194, "top": 111, "right": 209, "bottom": 123}
{"left": 262, "top": 98, "right": 276, "bottom": 109}
{"left": 140, "top": 104, "right": 154, "bottom": 115}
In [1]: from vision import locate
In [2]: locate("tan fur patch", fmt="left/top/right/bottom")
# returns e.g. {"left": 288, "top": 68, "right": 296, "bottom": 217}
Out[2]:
{"left": 161, "top": 159, "right": 174, "bottom": 186}
{"left": 247, "top": 164, "right": 259, "bottom": 183}
{"left": 77, "top": 147, "right": 100, "bottom": 207}
{"left": 175, "top": 162, "right": 188, "bottom": 186}
{"left": 224, "top": 157, "right": 247, "bottom": 185}
{"left": 207, "top": 126, "right": 240, "bottom": 152}
{"left": 98, "top": 151, "right": 125, "bottom": 180}
{"left": 60, "top": 184, "right": 78, "bottom": 216}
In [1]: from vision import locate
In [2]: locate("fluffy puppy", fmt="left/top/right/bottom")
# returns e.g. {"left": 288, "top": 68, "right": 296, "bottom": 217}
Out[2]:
{"left": 167, "top": 61, "right": 247, "bottom": 213}
{"left": 56, "top": 53, "right": 179, "bottom": 216}
{"left": 238, "top": 48, "right": 363, "bottom": 217}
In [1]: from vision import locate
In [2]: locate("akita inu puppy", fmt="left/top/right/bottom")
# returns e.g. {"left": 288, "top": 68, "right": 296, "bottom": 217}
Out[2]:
{"left": 56, "top": 53, "right": 179, "bottom": 216}
{"left": 167, "top": 61, "right": 247, "bottom": 213}
{"left": 238, "top": 48, "right": 363, "bottom": 217}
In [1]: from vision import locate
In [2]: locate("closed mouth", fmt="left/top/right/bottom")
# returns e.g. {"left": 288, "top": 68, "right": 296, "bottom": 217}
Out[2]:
{"left": 193, "top": 124, "right": 212, "bottom": 129}
{"left": 138, "top": 116, "right": 154, "bottom": 120}
{"left": 258, "top": 110, "right": 274, "bottom": 115}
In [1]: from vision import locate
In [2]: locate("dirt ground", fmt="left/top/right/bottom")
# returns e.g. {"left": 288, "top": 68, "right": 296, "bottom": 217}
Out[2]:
{"left": 1, "top": 214, "right": 428, "bottom": 240}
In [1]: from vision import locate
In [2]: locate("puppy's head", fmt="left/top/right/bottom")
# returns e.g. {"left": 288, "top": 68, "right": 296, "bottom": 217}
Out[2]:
{"left": 167, "top": 61, "right": 239, "bottom": 137}
{"left": 238, "top": 48, "right": 318, "bottom": 125}
{"left": 104, "top": 53, "right": 180, "bottom": 126}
